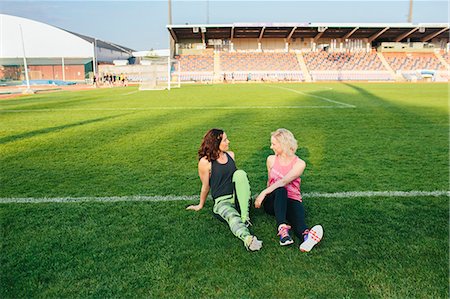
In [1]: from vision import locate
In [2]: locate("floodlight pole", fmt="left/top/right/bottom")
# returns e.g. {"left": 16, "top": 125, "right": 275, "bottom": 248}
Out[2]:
{"left": 168, "top": 0, "right": 172, "bottom": 25}
{"left": 206, "top": 0, "right": 209, "bottom": 24}
{"left": 62, "top": 57, "right": 66, "bottom": 81}
{"left": 168, "top": 0, "right": 174, "bottom": 90}
{"left": 93, "top": 38, "right": 98, "bottom": 77}
{"left": 19, "top": 25, "right": 31, "bottom": 92}
{"left": 408, "top": 0, "right": 413, "bottom": 23}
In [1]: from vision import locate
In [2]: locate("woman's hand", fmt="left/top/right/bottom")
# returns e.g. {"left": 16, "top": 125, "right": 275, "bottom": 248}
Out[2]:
{"left": 254, "top": 192, "right": 266, "bottom": 209}
{"left": 186, "top": 204, "right": 203, "bottom": 211}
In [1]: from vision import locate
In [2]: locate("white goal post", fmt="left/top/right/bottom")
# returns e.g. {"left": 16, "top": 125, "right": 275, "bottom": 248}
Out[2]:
{"left": 139, "top": 57, "right": 180, "bottom": 91}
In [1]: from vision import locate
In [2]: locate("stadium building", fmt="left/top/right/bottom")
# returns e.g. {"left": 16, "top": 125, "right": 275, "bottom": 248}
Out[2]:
{"left": 167, "top": 23, "right": 449, "bottom": 82}
{"left": 0, "top": 14, "right": 134, "bottom": 83}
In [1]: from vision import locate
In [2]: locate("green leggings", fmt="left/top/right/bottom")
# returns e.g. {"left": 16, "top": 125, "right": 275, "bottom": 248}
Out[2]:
{"left": 212, "top": 170, "right": 252, "bottom": 243}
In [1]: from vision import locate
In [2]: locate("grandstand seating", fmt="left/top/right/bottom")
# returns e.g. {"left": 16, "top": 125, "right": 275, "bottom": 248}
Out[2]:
{"left": 172, "top": 50, "right": 448, "bottom": 82}
{"left": 219, "top": 52, "right": 300, "bottom": 72}
{"left": 222, "top": 71, "right": 303, "bottom": 82}
{"left": 435, "top": 71, "right": 449, "bottom": 82}
{"left": 303, "top": 51, "right": 386, "bottom": 71}
{"left": 309, "top": 70, "right": 393, "bottom": 81}
{"left": 177, "top": 54, "right": 214, "bottom": 72}
{"left": 176, "top": 54, "right": 214, "bottom": 82}
{"left": 441, "top": 52, "right": 450, "bottom": 64}
{"left": 383, "top": 52, "right": 446, "bottom": 71}
{"left": 302, "top": 51, "right": 393, "bottom": 81}
{"left": 219, "top": 52, "right": 302, "bottom": 82}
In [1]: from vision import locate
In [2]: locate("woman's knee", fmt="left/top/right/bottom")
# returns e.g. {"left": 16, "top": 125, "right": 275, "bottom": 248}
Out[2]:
{"left": 274, "top": 187, "right": 287, "bottom": 197}
{"left": 232, "top": 169, "right": 248, "bottom": 183}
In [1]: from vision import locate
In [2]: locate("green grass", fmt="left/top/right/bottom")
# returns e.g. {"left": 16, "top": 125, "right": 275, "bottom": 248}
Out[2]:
{"left": 1, "top": 198, "right": 448, "bottom": 298}
{"left": 0, "top": 83, "right": 448, "bottom": 297}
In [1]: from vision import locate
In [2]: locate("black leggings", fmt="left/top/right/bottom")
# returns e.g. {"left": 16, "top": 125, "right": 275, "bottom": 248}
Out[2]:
{"left": 263, "top": 187, "right": 308, "bottom": 238}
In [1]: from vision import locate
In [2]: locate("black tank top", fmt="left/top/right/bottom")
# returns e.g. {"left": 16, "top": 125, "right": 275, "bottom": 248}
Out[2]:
{"left": 210, "top": 152, "right": 237, "bottom": 199}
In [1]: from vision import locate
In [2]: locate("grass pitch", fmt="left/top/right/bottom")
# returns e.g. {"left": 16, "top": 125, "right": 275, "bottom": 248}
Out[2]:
{"left": 1, "top": 83, "right": 448, "bottom": 298}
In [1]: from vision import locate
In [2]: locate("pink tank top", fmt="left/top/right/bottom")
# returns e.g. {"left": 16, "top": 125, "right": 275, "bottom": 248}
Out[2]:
{"left": 268, "top": 155, "right": 302, "bottom": 201}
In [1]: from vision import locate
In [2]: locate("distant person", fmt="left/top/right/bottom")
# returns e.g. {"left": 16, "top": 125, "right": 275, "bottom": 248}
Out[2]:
{"left": 187, "top": 129, "right": 263, "bottom": 251}
{"left": 120, "top": 73, "right": 125, "bottom": 86}
{"left": 92, "top": 74, "right": 98, "bottom": 88}
{"left": 255, "top": 128, "right": 323, "bottom": 252}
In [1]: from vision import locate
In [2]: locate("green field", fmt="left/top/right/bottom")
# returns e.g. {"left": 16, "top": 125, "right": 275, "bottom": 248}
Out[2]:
{"left": 1, "top": 83, "right": 448, "bottom": 297}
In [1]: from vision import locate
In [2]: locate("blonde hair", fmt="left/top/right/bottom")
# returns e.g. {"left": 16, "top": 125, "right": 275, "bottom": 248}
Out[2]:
{"left": 271, "top": 128, "right": 298, "bottom": 155}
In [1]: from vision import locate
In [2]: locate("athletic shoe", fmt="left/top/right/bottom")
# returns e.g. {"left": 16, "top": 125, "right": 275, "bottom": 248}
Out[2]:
{"left": 245, "top": 236, "right": 263, "bottom": 251}
{"left": 278, "top": 224, "right": 294, "bottom": 246}
{"left": 299, "top": 225, "right": 323, "bottom": 252}
{"left": 301, "top": 229, "right": 309, "bottom": 243}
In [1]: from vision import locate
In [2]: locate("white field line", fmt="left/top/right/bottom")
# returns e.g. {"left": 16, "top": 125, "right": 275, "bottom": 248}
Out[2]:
{"left": 0, "top": 105, "right": 353, "bottom": 113}
{"left": 1, "top": 190, "right": 448, "bottom": 204}
{"left": 268, "top": 85, "right": 356, "bottom": 108}
{"left": 121, "top": 90, "right": 139, "bottom": 96}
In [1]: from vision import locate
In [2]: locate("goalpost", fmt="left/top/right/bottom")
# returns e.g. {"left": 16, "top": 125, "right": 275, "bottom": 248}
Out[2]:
{"left": 139, "top": 57, "right": 180, "bottom": 91}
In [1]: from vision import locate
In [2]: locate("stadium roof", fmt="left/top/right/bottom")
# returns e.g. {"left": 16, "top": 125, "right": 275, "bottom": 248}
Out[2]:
{"left": 67, "top": 31, "right": 134, "bottom": 55}
{"left": 0, "top": 14, "right": 134, "bottom": 65}
{"left": 167, "top": 23, "right": 449, "bottom": 43}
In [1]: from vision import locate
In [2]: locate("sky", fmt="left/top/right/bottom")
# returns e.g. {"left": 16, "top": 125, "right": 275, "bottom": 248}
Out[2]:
{"left": 1, "top": 0, "right": 448, "bottom": 51}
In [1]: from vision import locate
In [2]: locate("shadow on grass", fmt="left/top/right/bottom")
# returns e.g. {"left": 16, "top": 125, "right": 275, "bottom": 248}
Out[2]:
{"left": 1, "top": 83, "right": 448, "bottom": 197}
{"left": 301, "top": 83, "right": 449, "bottom": 192}
{"left": 0, "top": 113, "right": 132, "bottom": 145}
{"left": 343, "top": 82, "right": 448, "bottom": 122}
{"left": 0, "top": 109, "right": 246, "bottom": 197}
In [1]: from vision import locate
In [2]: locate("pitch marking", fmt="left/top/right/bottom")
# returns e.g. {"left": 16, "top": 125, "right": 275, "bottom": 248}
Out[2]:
{"left": 0, "top": 105, "right": 354, "bottom": 112}
{"left": 1, "top": 191, "right": 448, "bottom": 204}
{"left": 121, "top": 90, "right": 139, "bottom": 96}
{"left": 267, "top": 85, "right": 356, "bottom": 108}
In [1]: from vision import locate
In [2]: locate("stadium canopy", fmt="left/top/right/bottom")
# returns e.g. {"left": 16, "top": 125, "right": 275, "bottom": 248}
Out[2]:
{"left": 167, "top": 23, "right": 449, "bottom": 43}
{"left": 0, "top": 14, "right": 134, "bottom": 66}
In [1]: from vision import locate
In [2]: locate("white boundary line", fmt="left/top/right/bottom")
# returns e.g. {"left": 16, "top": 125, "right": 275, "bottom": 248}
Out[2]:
{"left": 121, "top": 90, "right": 139, "bottom": 96}
{"left": 0, "top": 105, "right": 352, "bottom": 112}
{"left": 0, "top": 86, "right": 356, "bottom": 112}
{"left": 267, "top": 85, "right": 356, "bottom": 108}
{"left": 1, "top": 191, "right": 448, "bottom": 204}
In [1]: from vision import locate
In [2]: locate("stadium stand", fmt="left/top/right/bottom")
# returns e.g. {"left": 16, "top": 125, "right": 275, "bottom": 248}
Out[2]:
{"left": 442, "top": 52, "right": 450, "bottom": 63}
{"left": 166, "top": 24, "right": 448, "bottom": 83}
{"left": 303, "top": 51, "right": 393, "bottom": 81}
{"left": 383, "top": 52, "right": 448, "bottom": 81}
{"left": 176, "top": 54, "right": 214, "bottom": 82}
{"left": 220, "top": 52, "right": 300, "bottom": 72}
{"left": 174, "top": 50, "right": 449, "bottom": 82}
{"left": 177, "top": 54, "right": 214, "bottom": 72}
{"left": 219, "top": 52, "right": 303, "bottom": 82}
{"left": 383, "top": 52, "right": 446, "bottom": 71}
{"left": 303, "top": 51, "right": 385, "bottom": 71}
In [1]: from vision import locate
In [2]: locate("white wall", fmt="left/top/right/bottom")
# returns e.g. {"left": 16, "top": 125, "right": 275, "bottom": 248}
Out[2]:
{"left": 1, "top": 14, "right": 93, "bottom": 58}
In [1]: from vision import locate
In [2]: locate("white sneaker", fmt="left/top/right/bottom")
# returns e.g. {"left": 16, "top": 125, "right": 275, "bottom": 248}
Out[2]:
{"left": 299, "top": 225, "right": 323, "bottom": 252}
{"left": 245, "top": 236, "right": 263, "bottom": 251}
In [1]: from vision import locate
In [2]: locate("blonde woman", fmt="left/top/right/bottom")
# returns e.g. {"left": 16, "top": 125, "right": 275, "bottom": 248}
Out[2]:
{"left": 255, "top": 128, "right": 323, "bottom": 252}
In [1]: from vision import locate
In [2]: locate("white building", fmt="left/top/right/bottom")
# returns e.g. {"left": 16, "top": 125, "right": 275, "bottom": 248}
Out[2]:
{"left": 0, "top": 14, "right": 134, "bottom": 81}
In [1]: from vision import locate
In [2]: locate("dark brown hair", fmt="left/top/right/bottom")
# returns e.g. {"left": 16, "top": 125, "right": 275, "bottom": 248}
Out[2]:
{"left": 198, "top": 128, "right": 224, "bottom": 161}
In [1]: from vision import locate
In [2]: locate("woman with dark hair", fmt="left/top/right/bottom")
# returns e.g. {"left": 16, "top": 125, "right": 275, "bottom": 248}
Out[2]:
{"left": 186, "top": 128, "right": 263, "bottom": 251}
